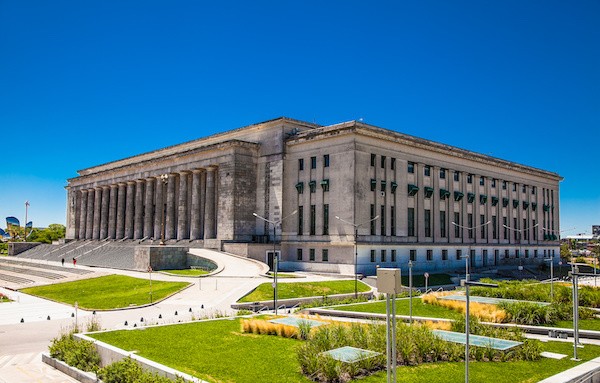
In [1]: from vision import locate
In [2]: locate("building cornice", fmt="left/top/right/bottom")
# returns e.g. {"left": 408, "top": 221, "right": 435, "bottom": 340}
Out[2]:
{"left": 286, "top": 121, "right": 563, "bottom": 181}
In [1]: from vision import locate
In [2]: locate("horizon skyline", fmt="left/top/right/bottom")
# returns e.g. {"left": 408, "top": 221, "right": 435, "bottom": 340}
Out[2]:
{"left": 1, "top": 1, "right": 598, "bottom": 234}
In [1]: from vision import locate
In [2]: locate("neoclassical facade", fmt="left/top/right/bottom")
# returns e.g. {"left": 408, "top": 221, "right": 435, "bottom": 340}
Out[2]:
{"left": 66, "top": 118, "right": 562, "bottom": 275}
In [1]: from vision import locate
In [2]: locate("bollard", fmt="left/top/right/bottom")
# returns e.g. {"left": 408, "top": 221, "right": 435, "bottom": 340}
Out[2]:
{"left": 47, "top": 315, "right": 51, "bottom": 320}
{"left": 124, "top": 321, "right": 128, "bottom": 326}
{"left": 201, "top": 304, "right": 204, "bottom": 309}
{"left": 189, "top": 308, "right": 192, "bottom": 312}
{"left": 20, "top": 318, "right": 24, "bottom": 323}
{"left": 158, "top": 314, "right": 162, "bottom": 319}
{"left": 140, "top": 317, "right": 144, "bottom": 322}
{"left": 175, "top": 311, "right": 178, "bottom": 316}
{"left": 133, "top": 323, "right": 137, "bottom": 328}
{"left": 71, "top": 313, "right": 75, "bottom": 318}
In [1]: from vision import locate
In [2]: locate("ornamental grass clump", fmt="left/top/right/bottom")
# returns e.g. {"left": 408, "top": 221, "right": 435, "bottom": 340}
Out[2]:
{"left": 422, "top": 292, "right": 508, "bottom": 323}
{"left": 241, "top": 318, "right": 299, "bottom": 338}
{"left": 48, "top": 332, "right": 100, "bottom": 373}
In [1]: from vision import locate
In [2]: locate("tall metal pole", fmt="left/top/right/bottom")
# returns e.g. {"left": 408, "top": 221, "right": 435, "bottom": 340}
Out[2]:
{"left": 572, "top": 265, "right": 580, "bottom": 360}
{"left": 409, "top": 260, "right": 413, "bottom": 324}
{"left": 391, "top": 294, "right": 397, "bottom": 383}
{"left": 550, "top": 259, "right": 554, "bottom": 301}
{"left": 385, "top": 294, "right": 391, "bottom": 383}
{"left": 273, "top": 224, "right": 278, "bottom": 315}
{"left": 24, "top": 201, "right": 29, "bottom": 239}
{"left": 354, "top": 226, "right": 358, "bottom": 299}
{"left": 465, "top": 283, "right": 470, "bottom": 383}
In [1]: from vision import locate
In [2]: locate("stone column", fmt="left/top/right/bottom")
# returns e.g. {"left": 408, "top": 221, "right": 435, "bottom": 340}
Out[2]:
{"left": 190, "top": 170, "right": 202, "bottom": 240}
{"left": 144, "top": 178, "right": 155, "bottom": 239}
{"left": 125, "top": 181, "right": 135, "bottom": 239}
{"left": 78, "top": 190, "right": 88, "bottom": 240}
{"left": 177, "top": 171, "right": 190, "bottom": 240}
{"left": 204, "top": 167, "right": 217, "bottom": 239}
{"left": 154, "top": 175, "right": 166, "bottom": 240}
{"left": 92, "top": 187, "right": 102, "bottom": 239}
{"left": 85, "top": 189, "right": 95, "bottom": 239}
{"left": 134, "top": 180, "right": 145, "bottom": 239}
{"left": 116, "top": 183, "right": 126, "bottom": 239}
{"left": 165, "top": 174, "right": 176, "bottom": 240}
{"left": 108, "top": 185, "right": 118, "bottom": 239}
{"left": 100, "top": 186, "right": 110, "bottom": 239}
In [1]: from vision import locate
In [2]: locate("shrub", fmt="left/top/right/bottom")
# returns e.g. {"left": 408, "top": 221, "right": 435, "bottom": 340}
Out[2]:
{"left": 422, "top": 292, "right": 508, "bottom": 323}
{"left": 97, "top": 357, "right": 186, "bottom": 383}
{"left": 48, "top": 332, "right": 100, "bottom": 373}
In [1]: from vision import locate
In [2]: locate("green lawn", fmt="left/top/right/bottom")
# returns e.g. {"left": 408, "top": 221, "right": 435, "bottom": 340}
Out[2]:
{"left": 161, "top": 269, "right": 210, "bottom": 276}
{"left": 89, "top": 317, "right": 600, "bottom": 383}
{"left": 556, "top": 319, "right": 600, "bottom": 332}
{"left": 402, "top": 273, "right": 453, "bottom": 287}
{"left": 334, "top": 297, "right": 463, "bottom": 320}
{"left": 238, "top": 280, "right": 371, "bottom": 302}
{"left": 21, "top": 275, "right": 190, "bottom": 310}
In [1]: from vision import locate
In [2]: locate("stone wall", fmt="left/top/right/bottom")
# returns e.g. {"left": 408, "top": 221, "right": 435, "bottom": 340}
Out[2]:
{"left": 8, "top": 242, "right": 41, "bottom": 256}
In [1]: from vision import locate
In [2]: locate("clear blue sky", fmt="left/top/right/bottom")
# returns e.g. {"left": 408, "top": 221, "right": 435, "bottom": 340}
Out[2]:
{"left": 1, "top": 1, "right": 598, "bottom": 234}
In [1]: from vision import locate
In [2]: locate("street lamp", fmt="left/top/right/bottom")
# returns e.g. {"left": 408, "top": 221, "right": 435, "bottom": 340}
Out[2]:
{"left": 462, "top": 280, "right": 498, "bottom": 383}
{"left": 159, "top": 174, "right": 168, "bottom": 245}
{"left": 503, "top": 223, "right": 539, "bottom": 279}
{"left": 253, "top": 210, "right": 297, "bottom": 315}
{"left": 451, "top": 221, "right": 491, "bottom": 281}
{"left": 568, "top": 265, "right": 595, "bottom": 361}
{"left": 335, "top": 215, "right": 380, "bottom": 298}
{"left": 408, "top": 259, "right": 413, "bottom": 324}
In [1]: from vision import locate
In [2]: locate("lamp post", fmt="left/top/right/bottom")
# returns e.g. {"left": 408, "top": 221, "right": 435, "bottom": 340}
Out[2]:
{"left": 462, "top": 280, "right": 498, "bottom": 383}
{"left": 503, "top": 223, "right": 538, "bottom": 279}
{"left": 568, "top": 265, "right": 596, "bottom": 361}
{"left": 408, "top": 259, "right": 413, "bottom": 324}
{"left": 335, "top": 215, "right": 380, "bottom": 298}
{"left": 159, "top": 174, "right": 168, "bottom": 245}
{"left": 451, "top": 221, "right": 491, "bottom": 281}
{"left": 253, "top": 210, "right": 297, "bottom": 315}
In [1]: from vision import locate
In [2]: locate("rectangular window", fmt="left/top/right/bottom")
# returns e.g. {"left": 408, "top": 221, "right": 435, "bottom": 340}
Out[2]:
{"left": 503, "top": 217, "right": 508, "bottom": 239}
{"left": 322, "top": 249, "right": 329, "bottom": 262}
{"left": 311, "top": 156, "right": 317, "bottom": 169}
{"left": 370, "top": 179, "right": 376, "bottom": 191}
{"left": 381, "top": 249, "right": 386, "bottom": 262}
{"left": 442, "top": 249, "right": 448, "bottom": 260}
{"left": 467, "top": 174, "right": 473, "bottom": 184}
{"left": 523, "top": 218, "right": 528, "bottom": 240}
{"left": 522, "top": 184, "right": 527, "bottom": 193}
{"left": 380, "top": 205, "right": 386, "bottom": 236}
{"left": 454, "top": 171, "right": 460, "bottom": 182}
{"left": 298, "top": 206, "right": 303, "bottom": 235}
{"left": 310, "top": 205, "right": 316, "bottom": 235}
{"left": 456, "top": 249, "right": 462, "bottom": 260}
{"left": 491, "top": 178, "right": 496, "bottom": 188}
{"left": 513, "top": 217, "right": 518, "bottom": 240}
{"left": 454, "top": 212, "right": 460, "bottom": 237}
{"left": 533, "top": 220, "right": 537, "bottom": 240}
{"left": 309, "top": 248, "right": 315, "bottom": 261}
{"left": 370, "top": 204, "right": 376, "bottom": 235}
{"left": 391, "top": 158, "right": 396, "bottom": 170}
{"left": 371, "top": 154, "right": 376, "bottom": 167}
{"left": 502, "top": 180, "right": 507, "bottom": 190}
{"left": 505, "top": 249, "right": 509, "bottom": 259}
{"left": 370, "top": 250, "right": 376, "bottom": 262}
{"left": 407, "top": 208, "right": 415, "bottom": 236}
{"left": 480, "top": 214, "right": 486, "bottom": 238}
{"left": 410, "top": 249, "right": 416, "bottom": 262}
{"left": 492, "top": 215, "right": 497, "bottom": 239}
{"left": 480, "top": 176, "right": 485, "bottom": 186}
{"left": 513, "top": 183, "right": 517, "bottom": 192}
{"left": 408, "top": 161, "right": 415, "bottom": 174}
{"left": 381, "top": 155, "right": 386, "bottom": 168}
{"left": 515, "top": 249, "right": 520, "bottom": 258}
{"left": 391, "top": 249, "right": 397, "bottom": 262}
{"left": 440, "top": 211, "right": 446, "bottom": 238}
{"left": 424, "top": 165, "right": 431, "bottom": 177}
{"left": 390, "top": 206, "right": 396, "bottom": 236}
{"left": 532, "top": 186, "right": 537, "bottom": 195}
{"left": 297, "top": 248, "right": 303, "bottom": 260}
{"left": 468, "top": 214, "right": 473, "bottom": 238}
{"left": 424, "top": 209, "right": 431, "bottom": 237}
{"left": 427, "top": 249, "right": 433, "bottom": 261}
{"left": 323, "top": 204, "right": 329, "bottom": 235}
{"left": 323, "top": 154, "right": 330, "bottom": 167}
{"left": 525, "top": 249, "right": 529, "bottom": 258}
{"left": 534, "top": 249, "right": 538, "bottom": 258}
{"left": 440, "top": 168, "right": 446, "bottom": 179}
{"left": 298, "top": 159, "right": 304, "bottom": 171}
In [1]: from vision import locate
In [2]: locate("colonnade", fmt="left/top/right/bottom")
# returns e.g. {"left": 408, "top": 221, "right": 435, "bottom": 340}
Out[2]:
{"left": 75, "top": 167, "right": 218, "bottom": 241}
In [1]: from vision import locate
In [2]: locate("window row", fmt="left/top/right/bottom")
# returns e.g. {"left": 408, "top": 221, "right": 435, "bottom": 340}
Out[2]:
{"left": 299, "top": 155, "right": 330, "bottom": 171}
{"left": 369, "top": 248, "right": 556, "bottom": 263}
{"left": 296, "top": 248, "right": 329, "bottom": 262}
{"left": 296, "top": 180, "right": 329, "bottom": 193}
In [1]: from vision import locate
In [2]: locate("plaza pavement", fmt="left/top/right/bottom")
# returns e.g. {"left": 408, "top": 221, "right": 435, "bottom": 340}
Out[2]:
{"left": 0, "top": 250, "right": 336, "bottom": 383}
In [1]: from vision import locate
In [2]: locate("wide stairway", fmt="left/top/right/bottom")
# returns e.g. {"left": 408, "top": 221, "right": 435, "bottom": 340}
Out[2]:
{"left": 14, "top": 239, "right": 205, "bottom": 270}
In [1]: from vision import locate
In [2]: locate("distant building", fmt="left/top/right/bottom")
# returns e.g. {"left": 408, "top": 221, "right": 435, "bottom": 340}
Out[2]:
{"left": 66, "top": 118, "right": 562, "bottom": 275}
{"left": 592, "top": 225, "right": 600, "bottom": 238}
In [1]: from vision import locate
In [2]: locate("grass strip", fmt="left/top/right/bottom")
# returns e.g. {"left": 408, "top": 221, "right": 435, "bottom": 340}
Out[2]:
{"left": 89, "top": 318, "right": 600, "bottom": 383}
{"left": 238, "top": 280, "right": 370, "bottom": 303}
{"left": 161, "top": 269, "right": 210, "bottom": 276}
{"left": 333, "top": 298, "right": 463, "bottom": 320}
{"left": 21, "top": 275, "right": 189, "bottom": 310}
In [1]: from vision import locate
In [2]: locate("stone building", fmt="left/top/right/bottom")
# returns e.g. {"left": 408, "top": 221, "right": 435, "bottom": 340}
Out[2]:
{"left": 66, "top": 117, "right": 562, "bottom": 275}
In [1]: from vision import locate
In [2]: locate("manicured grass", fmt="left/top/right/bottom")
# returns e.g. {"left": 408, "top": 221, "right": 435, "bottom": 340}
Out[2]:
{"left": 21, "top": 275, "right": 190, "bottom": 310}
{"left": 161, "top": 269, "right": 210, "bottom": 276}
{"left": 238, "top": 280, "right": 371, "bottom": 303}
{"left": 556, "top": 319, "right": 600, "bottom": 332}
{"left": 402, "top": 273, "right": 453, "bottom": 287}
{"left": 266, "top": 272, "right": 301, "bottom": 278}
{"left": 89, "top": 317, "right": 600, "bottom": 383}
{"left": 334, "top": 297, "right": 463, "bottom": 320}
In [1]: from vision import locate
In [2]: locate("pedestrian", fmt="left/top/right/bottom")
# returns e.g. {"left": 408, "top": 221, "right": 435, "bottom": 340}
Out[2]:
{"left": 72, "top": 257, "right": 76, "bottom": 267}
{"left": 61, "top": 258, "right": 64, "bottom": 267}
